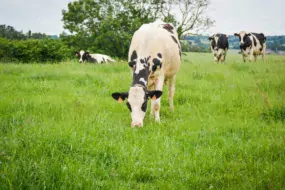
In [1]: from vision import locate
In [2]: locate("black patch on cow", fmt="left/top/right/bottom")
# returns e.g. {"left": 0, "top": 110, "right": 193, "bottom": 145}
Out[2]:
{"left": 129, "top": 50, "right": 138, "bottom": 68}
{"left": 82, "top": 52, "right": 98, "bottom": 63}
{"left": 171, "top": 36, "right": 178, "bottom": 44}
{"left": 163, "top": 24, "right": 174, "bottom": 34}
{"left": 157, "top": 53, "right": 162, "bottom": 58}
{"left": 141, "top": 94, "right": 148, "bottom": 112}
{"left": 132, "top": 56, "right": 150, "bottom": 87}
{"left": 126, "top": 102, "right": 132, "bottom": 112}
{"left": 130, "top": 50, "right": 138, "bottom": 61}
{"left": 252, "top": 33, "right": 266, "bottom": 51}
{"left": 128, "top": 61, "right": 136, "bottom": 68}
{"left": 252, "top": 37, "right": 257, "bottom": 46}
{"left": 240, "top": 35, "right": 252, "bottom": 50}
{"left": 152, "top": 58, "right": 162, "bottom": 72}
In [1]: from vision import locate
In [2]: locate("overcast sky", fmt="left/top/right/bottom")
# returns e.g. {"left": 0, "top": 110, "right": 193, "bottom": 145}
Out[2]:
{"left": 0, "top": 0, "right": 284, "bottom": 36}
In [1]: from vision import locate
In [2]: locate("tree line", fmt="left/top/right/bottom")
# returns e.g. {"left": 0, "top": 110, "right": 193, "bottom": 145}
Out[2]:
{"left": 1, "top": 0, "right": 214, "bottom": 62}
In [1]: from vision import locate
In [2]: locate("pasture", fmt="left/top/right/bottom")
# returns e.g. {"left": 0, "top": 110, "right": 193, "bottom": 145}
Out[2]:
{"left": 0, "top": 52, "right": 285, "bottom": 189}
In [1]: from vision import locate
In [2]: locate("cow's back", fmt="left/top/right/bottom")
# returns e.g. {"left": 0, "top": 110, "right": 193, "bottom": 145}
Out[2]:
{"left": 128, "top": 21, "right": 181, "bottom": 78}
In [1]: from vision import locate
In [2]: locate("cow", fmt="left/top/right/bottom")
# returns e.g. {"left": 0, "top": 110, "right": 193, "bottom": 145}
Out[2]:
{"left": 74, "top": 50, "right": 115, "bottom": 63}
{"left": 208, "top": 33, "right": 229, "bottom": 63}
{"left": 111, "top": 20, "right": 181, "bottom": 128}
{"left": 234, "top": 31, "right": 266, "bottom": 62}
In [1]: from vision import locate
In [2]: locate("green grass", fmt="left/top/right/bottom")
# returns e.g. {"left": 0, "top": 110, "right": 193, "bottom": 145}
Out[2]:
{"left": 0, "top": 53, "right": 285, "bottom": 189}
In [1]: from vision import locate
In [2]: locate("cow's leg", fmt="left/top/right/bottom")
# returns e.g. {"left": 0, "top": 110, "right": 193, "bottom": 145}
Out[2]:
{"left": 151, "top": 76, "right": 164, "bottom": 122}
{"left": 262, "top": 53, "right": 265, "bottom": 62}
{"left": 262, "top": 46, "right": 266, "bottom": 62}
{"left": 249, "top": 49, "right": 254, "bottom": 62}
{"left": 168, "top": 75, "right": 176, "bottom": 111}
{"left": 254, "top": 55, "right": 257, "bottom": 62}
{"left": 242, "top": 55, "right": 246, "bottom": 62}
{"left": 214, "top": 56, "right": 218, "bottom": 64}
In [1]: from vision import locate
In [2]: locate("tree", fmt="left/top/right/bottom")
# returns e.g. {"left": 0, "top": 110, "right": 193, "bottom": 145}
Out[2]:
{"left": 161, "top": 0, "right": 214, "bottom": 39}
{"left": 62, "top": 0, "right": 164, "bottom": 58}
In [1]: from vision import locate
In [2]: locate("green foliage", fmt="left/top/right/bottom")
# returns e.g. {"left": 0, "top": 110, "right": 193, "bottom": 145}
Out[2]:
{"left": 0, "top": 37, "right": 71, "bottom": 63}
{"left": 62, "top": 0, "right": 164, "bottom": 58}
{"left": 0, "top": 53, "right": 285, "bottom": 189}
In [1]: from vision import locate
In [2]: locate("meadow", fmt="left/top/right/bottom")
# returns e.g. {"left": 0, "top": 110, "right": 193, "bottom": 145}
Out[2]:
{"left": 0, "top": 52, "right": 284, "bottom": 189}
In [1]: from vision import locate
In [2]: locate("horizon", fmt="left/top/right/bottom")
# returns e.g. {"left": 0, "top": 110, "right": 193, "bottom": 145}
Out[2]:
{"left": 0, "top": 0, "right": 284, "bottom": 36}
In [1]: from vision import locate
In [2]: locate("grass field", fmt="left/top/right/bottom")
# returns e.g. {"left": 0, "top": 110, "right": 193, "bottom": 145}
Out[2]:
{"left": 0, "top": 52, "right": 285, "bottom": 189}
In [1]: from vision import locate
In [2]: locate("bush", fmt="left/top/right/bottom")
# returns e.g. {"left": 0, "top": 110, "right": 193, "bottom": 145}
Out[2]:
{"left": 0, "top": 37, "right": 72, "bottom": 63}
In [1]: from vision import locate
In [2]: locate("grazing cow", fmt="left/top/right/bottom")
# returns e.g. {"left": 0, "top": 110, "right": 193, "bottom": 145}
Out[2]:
{"left": 234, "top": 31, "right": 266, "bottom": 62}
{"left": 111, "top": 20, "right": 181, "bottom": 127}
{"left": 208, "top": 33, "right": 229, "bottom": 63}
{"left": 74, "top": 50, "right": 115, "bottom": 63}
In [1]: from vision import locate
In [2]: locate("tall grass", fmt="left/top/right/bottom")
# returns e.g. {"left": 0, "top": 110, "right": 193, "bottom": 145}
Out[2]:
{"left": 0, "top": 53, "right": 285, "bottom": 189}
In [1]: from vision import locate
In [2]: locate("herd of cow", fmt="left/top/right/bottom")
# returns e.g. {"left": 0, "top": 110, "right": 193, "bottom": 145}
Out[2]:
{"left": 74, "top": 20, "right": 267, "bottom": 127}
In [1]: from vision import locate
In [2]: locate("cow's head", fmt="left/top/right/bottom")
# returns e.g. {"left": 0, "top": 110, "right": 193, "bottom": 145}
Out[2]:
{"left": 112, "top": 87, "right": 162, "bottom": 127}
{"left": 234, "top": 31, "right": 252, "bottom": 50}
{"left": 208, "top": 35, "right": 219, "bottom": 54}
{"left": 208, "top": 34, "right": 228, "bottom": 57}
{"left": 75, "top": 50, "right": 91, "bottom": 63}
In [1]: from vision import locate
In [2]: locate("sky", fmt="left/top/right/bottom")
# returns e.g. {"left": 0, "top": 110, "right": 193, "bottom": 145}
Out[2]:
{"left": 0, "top": 0, "right": 284, "bottom": 36}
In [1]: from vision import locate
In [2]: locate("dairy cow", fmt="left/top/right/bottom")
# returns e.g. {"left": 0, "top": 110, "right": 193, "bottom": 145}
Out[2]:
{"left": 75, "top": 50, "right": 115, "bottom": 63}
{"left": 111, "top": 20, "right": 181, "bottom": 127}
{"left": 234, "top": 31, "right": 266, "bottom": 62}
{"left": 208, "top": 33, "right": 229, "bottom": 63}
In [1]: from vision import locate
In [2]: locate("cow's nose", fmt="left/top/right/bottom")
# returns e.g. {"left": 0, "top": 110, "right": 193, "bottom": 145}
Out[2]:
{"left": 131, "top": 122, "right": 142, "bottom": 128}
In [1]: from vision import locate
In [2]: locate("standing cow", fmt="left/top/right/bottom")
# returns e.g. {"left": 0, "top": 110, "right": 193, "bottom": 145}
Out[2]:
{"left": 75, "top": 50, "right": 115, "bottom": 63}
{"left": 234, "top": 31, "right": 266, "bottom": 62}
{"left": 208, "top": 33, "right": 229, "bottom": 63}
{"left": 111, "top": 20, "right": 181, "bottom": 127}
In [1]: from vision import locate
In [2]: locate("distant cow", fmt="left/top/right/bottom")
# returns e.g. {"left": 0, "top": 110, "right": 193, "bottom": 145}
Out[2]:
{"left": 234, "top": 31, "right": 266, "bottom": 62}
{"left": 208, "top": 33, "right": 229, "bottom": 63}
{"left": 111, "top": 20, "right": 181, "bottom": 127}
{"left": 75, "top": 50, "right": 115, "bottom": 63}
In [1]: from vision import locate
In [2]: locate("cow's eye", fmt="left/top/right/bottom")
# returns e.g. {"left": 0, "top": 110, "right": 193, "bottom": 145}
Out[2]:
{"left": 126, "top": 102, "right": 132, "bottom": 112}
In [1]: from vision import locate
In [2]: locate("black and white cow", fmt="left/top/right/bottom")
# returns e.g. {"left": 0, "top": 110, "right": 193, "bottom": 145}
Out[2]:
{"left": 208, "top": 33, "right": 229, "bottom": 63}
{"left": 111, "top": 20, "right": 181, "bottom": 127}
{"left": 75, "top": 50, "right": 115, "bottom": 63}
{"left": 234, "top": 31, "right": 266, "bottom": 62}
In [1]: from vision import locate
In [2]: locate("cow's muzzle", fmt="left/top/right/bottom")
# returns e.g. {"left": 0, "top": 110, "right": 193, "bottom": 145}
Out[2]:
{"left": 131, "top": 121, "right": 143, "bottom": 128}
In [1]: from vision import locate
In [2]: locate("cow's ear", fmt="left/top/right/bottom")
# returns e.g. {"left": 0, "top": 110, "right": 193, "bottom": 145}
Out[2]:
{"left": 112, "top": 92, "right": 128, "bottom": 103}
{"left": 208, "top": 37, "right": 213, "bottom": 40}
{"left": 225, "top": 35, "right": 228, "bottom": 38}
{"left": 234, "top": 33, "right": 239, "bottom": 37}
{"left": 75, "top": 51, "right": 79, "bottom": 57}
{"left": 246, "top": 33, "right": 251, "bottom": 36}
{"left": 147, "top": 90, "right": 163, "bottom": 100}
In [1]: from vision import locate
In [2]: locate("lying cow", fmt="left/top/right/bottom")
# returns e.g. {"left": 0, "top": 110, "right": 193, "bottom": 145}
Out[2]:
{"left": 74, "top": 50, "right": 115, "bottom": 63}
{"left": 208, "top": 33, "right": 229, "bottom": 63}
{"left": 234, "top": 31, "right": 266, "bottom": 62}
{"left": 111, "top": 20, "right": 181, "bottom": 127}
